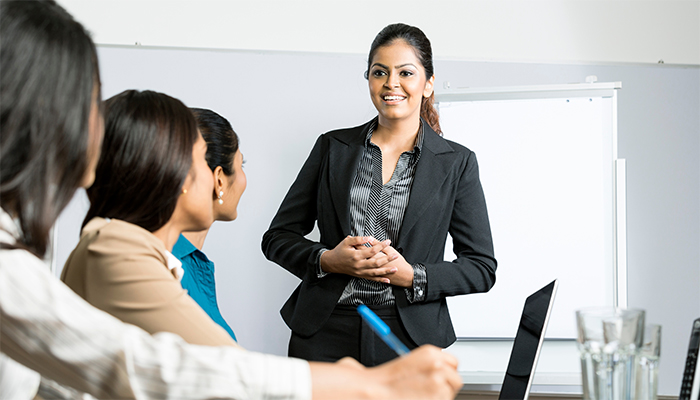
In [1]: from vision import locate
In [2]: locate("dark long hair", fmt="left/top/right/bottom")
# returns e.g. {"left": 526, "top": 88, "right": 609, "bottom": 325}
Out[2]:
{"left": 83, "top": 90, "right": 198, "bottom": 232}
{"left": 365, "top": 23, "right": 442, "bottom": 135}
{"left": 190, "top": 108, "right": 239, "bottom": 176}
{"left": 0, "top": 0, "right": 101, "bottom": 257}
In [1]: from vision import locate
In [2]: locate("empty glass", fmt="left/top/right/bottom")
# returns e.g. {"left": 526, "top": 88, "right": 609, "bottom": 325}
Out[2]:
{"left": 576, "top": 308, "right": 645, "bottom": 400}
{"left": 635, "top": 324, "right": 661, "bottom": 400}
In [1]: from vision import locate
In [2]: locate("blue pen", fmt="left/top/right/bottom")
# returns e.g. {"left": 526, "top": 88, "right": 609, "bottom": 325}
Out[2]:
{"left": 357, "top": 304, "right": 410, "bottom": 356}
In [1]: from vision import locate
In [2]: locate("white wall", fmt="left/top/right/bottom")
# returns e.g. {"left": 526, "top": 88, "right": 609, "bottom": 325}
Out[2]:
{"left": 58, "top": 0, "right": 699, "bottom": 65}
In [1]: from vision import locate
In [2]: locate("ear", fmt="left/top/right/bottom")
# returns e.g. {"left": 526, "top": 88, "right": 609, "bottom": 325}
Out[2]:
{"left": 214, "top": 166, "right": 226, "bottom": 193}
{"left": 423, "top": 75, "right": 435, "bottom": 98}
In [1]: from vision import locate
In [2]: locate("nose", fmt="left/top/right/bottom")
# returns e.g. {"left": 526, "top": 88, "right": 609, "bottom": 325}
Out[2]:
{"left": 384, "top": 72, "right": 400, "bottom": 88}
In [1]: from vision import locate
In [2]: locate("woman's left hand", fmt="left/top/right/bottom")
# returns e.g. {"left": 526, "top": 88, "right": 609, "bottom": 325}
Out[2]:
{"left": 362, "top": 245, "right": 414, "bottom": 287}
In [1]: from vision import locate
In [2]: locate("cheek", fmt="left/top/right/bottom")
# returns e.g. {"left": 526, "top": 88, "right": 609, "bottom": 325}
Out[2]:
{"left": 239, "top": 171, "right": 247, "bottom": 192}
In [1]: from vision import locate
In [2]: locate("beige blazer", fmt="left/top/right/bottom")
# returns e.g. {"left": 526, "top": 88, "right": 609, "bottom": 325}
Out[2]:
{"left": 61, "top": 217, "right": 237, "bottom": 347}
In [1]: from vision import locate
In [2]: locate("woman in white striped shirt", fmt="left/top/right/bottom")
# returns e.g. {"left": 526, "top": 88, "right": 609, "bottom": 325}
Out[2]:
{"left": 0, "top": 1, "right": 462, "bottom": 399}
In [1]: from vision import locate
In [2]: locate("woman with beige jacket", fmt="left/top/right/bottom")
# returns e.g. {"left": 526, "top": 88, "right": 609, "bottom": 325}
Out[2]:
{"left": 61, "top": 89, "right": 235, "bottom": 347}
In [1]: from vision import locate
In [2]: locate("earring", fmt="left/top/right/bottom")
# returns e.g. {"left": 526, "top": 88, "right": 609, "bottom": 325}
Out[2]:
{"left": 181, "top": 189, "right": 187, "bottom": 195}
{"left": 218, "top": 190, "right": 224, "bottom": 205}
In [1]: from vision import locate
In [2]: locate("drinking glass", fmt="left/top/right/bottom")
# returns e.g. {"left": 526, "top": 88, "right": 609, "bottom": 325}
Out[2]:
{"left": 576, "top": 308, "right": 645, "bottom": 400}
{"left": 635, "top": 324, "right": 661, "bottom": 400}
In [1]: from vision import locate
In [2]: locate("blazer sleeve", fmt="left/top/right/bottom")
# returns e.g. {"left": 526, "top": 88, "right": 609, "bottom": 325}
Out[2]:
{"left": 422, "top": 150, "right": 497, "bottom": 303}
{"left": 261, "top": 135, "right": 327, "bottom": 281}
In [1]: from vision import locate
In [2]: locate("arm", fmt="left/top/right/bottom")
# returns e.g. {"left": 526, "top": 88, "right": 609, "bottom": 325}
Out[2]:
{"left": 262, "top": 136, "right": 396, "bottom": 282}
{"left": 1, "top": 249, "right": 461, "bottom": 400}
{"left": 310, "top": 346, "right": 462, "bottom": 400}
{"left": 261, "top": 136, "right": 326, "bottom": 280}
{"left": 423, "top": 150, "right": 497, "bottom": 302}
{"left": 1, "top": 248, "right": 309, "bottom": 399}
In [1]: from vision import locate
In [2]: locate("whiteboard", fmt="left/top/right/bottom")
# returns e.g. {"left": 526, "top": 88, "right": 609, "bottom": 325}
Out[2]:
{"left": 438, "top": 91, "right": 619, "bottom": 339}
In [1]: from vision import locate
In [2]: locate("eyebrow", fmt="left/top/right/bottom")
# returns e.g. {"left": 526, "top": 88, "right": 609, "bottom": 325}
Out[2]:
{"left": 371, "top": 62, "right": 417, "bottom": 69}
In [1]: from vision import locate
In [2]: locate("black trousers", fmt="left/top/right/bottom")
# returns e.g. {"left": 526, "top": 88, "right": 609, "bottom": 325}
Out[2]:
{"left": 288, "top": 304, "right": 418, "bottom": 367}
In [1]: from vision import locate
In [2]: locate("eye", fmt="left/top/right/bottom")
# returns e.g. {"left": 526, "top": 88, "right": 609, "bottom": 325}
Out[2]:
{"left": 371, "top": 69, "right": 387, "bottom": 77}
{"left": 400, "top": 70, "right": 414, "bottom": 77}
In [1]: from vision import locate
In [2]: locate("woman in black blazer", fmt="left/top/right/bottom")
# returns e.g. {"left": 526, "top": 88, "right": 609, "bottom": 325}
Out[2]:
{"left": 262, "top": 23, "right": 497, "bottom": 367}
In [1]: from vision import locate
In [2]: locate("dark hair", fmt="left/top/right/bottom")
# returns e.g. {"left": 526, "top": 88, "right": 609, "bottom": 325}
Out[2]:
{"left": 0, "top": 0, "right": 101, "bottom": 257}
{"left": 365, "top": 23, "right": 441, "bottom": 135}
{"left": 83, "top": 90, "right": 198, "bottom": 232}
{"left": 190, "top": 108, "right": 239, "bottom": 176}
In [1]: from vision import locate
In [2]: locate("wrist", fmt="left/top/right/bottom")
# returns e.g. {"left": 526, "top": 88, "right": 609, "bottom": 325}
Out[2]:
{"left": 319, "top": 248, "right": 333, "bottom": 273}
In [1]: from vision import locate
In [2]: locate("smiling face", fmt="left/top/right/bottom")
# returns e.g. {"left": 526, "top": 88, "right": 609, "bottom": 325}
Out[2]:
{"left": 368, "top": 39, "right": 435, "bottom": 125}
{"left": 214, "top": 148, "right": 247, "bottom": 221}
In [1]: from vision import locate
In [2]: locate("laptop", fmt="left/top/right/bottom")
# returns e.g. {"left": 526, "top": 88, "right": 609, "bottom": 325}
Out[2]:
{"left": 680, "top": 317, "right": 700, "bottom": 400}
{"left": 499, "top": 279, "right": 559, "bottom": 400}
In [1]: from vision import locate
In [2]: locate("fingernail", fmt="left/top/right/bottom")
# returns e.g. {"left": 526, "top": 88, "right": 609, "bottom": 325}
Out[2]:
{"left": 390, "top": 268, "right": 398, "bottom": 273}
{"left": 383, "top": 279, "right": 390, "bottom": 284}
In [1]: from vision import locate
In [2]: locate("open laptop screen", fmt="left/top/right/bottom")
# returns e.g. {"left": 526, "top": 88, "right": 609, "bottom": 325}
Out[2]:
{"left": 499, "top": 279, "right": 558, "bottom": 400}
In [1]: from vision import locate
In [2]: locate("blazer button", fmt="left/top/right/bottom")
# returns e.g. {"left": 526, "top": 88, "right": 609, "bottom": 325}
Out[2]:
{"left": 397, "top": 247, "right": 403, "bottom": 254}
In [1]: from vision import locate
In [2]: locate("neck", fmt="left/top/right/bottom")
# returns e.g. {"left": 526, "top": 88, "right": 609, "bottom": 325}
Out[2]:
{"left": 151, "top": 221, "right": 184, "bottom": 251}
{"left": 182, "top": 228, "right": 210, "bottom": 250}
{"left": 373, "top": 116, "right": 421, "bottom": 150}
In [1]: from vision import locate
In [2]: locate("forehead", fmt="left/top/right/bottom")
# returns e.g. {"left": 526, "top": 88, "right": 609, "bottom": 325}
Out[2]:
{"left": 371, "top": 39, "right": 421, "bottom": 66}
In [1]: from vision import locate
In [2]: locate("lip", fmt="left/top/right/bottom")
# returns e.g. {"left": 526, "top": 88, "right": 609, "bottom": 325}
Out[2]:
{"left": 380, "top": 92, "right": 407, "bottom": 104}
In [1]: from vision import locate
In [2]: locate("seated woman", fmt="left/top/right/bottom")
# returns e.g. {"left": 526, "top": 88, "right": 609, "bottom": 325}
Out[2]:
{"left": 61, "top": 89, "right": 236, "bottom": 347}
{"left": 172, "top": 108, "right": 246, "bottom": 341}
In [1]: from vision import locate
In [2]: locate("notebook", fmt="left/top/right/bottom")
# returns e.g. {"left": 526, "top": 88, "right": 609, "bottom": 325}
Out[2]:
{"left": 499, "top": 279, "right": 559, "bottom": 400}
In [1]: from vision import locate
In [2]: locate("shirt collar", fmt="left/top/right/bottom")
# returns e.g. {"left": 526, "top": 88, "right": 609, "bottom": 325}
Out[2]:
{"left": 364, "top": 118, "right": 425, "bottom": 158}
{"left": 172, "top": 233, "right": 198, "bottom": 258}
{"left": 164, "top": 250, "right": 185, "bottom": 281}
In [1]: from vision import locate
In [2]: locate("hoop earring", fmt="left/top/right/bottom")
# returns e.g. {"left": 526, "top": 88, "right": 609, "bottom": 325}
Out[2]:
{"left": 218, "top": 191, "right": 224, "bottom": 205}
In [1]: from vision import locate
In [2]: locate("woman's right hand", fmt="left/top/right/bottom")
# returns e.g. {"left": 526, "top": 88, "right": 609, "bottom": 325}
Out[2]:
{"left": 371, "top": 345, "right": 462, "bottom": 400}
{"left": 319, "top": 236, "right": 398, "bottom": 283}
{"left": 309, "top": 345, "right": 462, "bottom": 400}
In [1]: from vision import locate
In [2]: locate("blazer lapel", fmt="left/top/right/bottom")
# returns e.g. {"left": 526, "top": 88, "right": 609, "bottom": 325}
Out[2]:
{"left": 399, "top": 125, "right": 456, "bottom": 243}
{"left": 327, "top": 122, "right": 372, "bottom": 235}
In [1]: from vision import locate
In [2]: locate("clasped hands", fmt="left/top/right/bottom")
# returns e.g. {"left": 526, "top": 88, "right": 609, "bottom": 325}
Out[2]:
{"left": 319, "top": 236, "right": 414, "bottom": 287}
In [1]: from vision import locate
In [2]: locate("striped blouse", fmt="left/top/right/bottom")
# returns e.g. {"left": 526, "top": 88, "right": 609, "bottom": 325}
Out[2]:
{"left": 319, "top": 119, "right": 428, "bottom": 306}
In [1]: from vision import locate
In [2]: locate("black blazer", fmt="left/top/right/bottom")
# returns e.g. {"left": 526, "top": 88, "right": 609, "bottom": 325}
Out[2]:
{"left": 262, "top": 119, "right": 497, "bottom": 348}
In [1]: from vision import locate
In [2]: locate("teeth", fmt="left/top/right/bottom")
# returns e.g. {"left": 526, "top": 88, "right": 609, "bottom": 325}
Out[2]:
{"left": 383, "top": 95, "right": 404, "bottom": 101}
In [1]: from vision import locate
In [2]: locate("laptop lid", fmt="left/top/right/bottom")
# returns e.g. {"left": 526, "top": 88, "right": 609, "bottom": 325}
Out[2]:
{"left": 499, "top": 279, "right": 559, "bottom": 400}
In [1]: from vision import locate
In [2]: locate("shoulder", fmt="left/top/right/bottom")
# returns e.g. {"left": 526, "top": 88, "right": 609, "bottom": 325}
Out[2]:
{"left": 0, "top": 245, "right": 46, "bottom": 273}
{"left": 320, "top": 119, "right": 374, "bottom": 145}
{"left": 77, "top": 218, "right": 167, "bottom": 265}
{"left": 423, "top": 125, "right": 475, "bottom": 159}
{"left": 442, "top": 136, "right": 474, "bottom": 157}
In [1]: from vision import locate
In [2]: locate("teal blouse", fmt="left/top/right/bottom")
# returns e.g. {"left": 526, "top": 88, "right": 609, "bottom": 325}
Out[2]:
{"left": 172, "top": 234, "right": 236, "bottom": 341}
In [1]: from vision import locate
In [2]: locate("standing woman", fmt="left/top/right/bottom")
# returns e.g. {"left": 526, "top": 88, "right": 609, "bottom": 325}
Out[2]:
{"left": 262, "top": 23, "right": 497, "bottom": 366}
{"left": 173, "top": 108, "right": 246, "bottom": 341}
